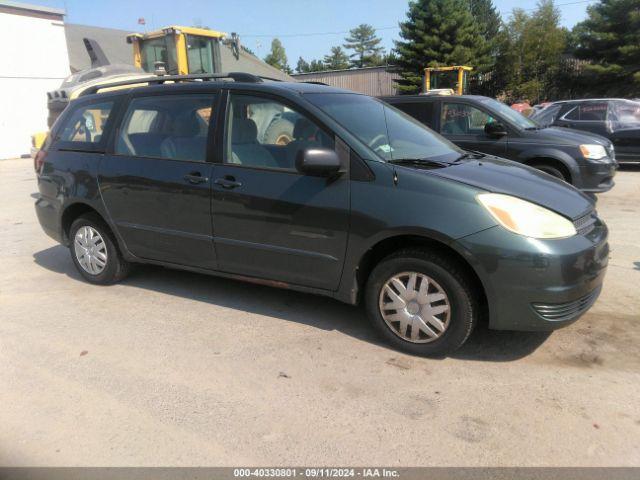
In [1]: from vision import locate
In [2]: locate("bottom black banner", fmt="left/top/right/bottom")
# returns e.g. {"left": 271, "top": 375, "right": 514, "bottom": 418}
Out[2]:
{"left": 0, "top": 468, "right": 638, "bottom": 480}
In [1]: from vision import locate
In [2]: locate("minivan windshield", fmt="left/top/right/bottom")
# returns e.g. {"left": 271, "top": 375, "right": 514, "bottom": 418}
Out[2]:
{"left": 477, "top": 97, "right": 538, "bottom": 130}
{"left": 305, "top": 93, "right": 462, "bottom": 163}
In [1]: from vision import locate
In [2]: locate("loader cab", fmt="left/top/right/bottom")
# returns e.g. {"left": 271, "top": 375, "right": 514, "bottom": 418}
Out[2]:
{"left": 128, "top": 26, "right": 226, "bottom": 76}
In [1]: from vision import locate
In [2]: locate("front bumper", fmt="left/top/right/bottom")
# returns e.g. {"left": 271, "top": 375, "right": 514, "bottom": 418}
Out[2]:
{"left": 458, "top": 219, "right": 609, "bottom": 331}
{"left": 576, "top": 161, "right": 617, "bottom": 193}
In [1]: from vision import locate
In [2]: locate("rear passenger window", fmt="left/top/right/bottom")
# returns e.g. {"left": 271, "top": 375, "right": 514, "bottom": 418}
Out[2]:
{"left": 58, "top": 101, "right": 113, "bottom": 146}
{"left": 564, "top": 103, "right": 608, "bottom": 121}
{"left": 115, "top": 95, "right": 215, "bottom": 162}
{"left": 225, "top": 94, "right": 333, "bottom": 171}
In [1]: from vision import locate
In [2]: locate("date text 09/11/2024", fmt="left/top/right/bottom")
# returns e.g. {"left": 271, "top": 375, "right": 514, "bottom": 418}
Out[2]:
{"left": 233, "top": 468, "right": 400, "bottom": 478}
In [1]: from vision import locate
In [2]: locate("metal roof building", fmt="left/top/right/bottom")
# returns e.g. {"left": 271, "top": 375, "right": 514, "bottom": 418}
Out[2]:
{"left": 291, "top": 66, "right": 400, "bottom": 96}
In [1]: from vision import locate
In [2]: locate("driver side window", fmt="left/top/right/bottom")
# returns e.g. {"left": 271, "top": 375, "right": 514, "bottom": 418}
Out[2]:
{"left": 441, "top": 103, "right": 493, "bottom": 135}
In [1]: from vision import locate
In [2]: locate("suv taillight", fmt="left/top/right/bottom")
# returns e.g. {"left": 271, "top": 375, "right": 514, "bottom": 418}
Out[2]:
{"left": 34, "top": 150, "right": 47, "bottom": 174}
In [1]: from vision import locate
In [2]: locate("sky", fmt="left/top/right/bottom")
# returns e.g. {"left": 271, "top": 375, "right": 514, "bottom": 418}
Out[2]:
{"left": 34, "top": 0, "right": 596, "bottom": 66}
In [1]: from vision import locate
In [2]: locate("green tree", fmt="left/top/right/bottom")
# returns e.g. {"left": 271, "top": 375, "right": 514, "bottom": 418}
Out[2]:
{"left": 308, "top": 59, "right": 326, "bottom": 72}
{"left": 323, "top": 46, "right": 350, "bottom": 70}
{"left": 343, "top": 24, "right": 385, "bottom": 68}
{"left": 498, "top": 1, "right": 567, "bottom": 102}
{"left": 466, "top": 0, "right": 503, "bottom": 95}
{"left": 264, "top": 38, "right": 290, "bottom": 72}
{"left": 470, "top": 0, "right": 501, "bottom": 41}
{"left": 296, "top": 56, "right": 310, "bottom": 73}
{"left": 382, "top": 50, "right": 399, "bottom": 65}
{"left": 395, "top": 0, "right": 492, "bottom": 94}
{"left": 572, "top": 0, "right": 640, "bottom": 96}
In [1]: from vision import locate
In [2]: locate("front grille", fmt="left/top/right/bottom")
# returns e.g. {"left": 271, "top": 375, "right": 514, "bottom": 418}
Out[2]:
{"left": 532, "top": 287, "right": 601, "bottom": 321}
{"left": 573, "top": 212, "right": 596, "bottom": 236}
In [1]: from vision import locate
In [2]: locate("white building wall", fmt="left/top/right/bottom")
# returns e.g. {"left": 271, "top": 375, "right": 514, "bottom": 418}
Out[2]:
{"left": 0, "top": 8, "right": 69, "bottom": 159}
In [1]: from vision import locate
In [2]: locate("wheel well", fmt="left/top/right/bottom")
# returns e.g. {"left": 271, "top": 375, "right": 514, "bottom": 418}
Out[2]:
{"left": 60, "top": 203, "right": 102, "bottom": 243}
{"left": 526, "top": 157, "right": 572, "bottom": 183}
{"left": 355, "top": 235, "right": 488, "bottom": 313}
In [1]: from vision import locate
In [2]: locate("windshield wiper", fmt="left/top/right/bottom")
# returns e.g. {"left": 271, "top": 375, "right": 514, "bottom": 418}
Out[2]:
{"left": 388, "top": 158, "right": 454, "bottom": 168}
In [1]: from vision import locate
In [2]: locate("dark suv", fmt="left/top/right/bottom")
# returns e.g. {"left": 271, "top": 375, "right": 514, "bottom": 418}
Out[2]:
{"left": 381, "top": 95, "right": 617, "bottom": 193}
{"left": 35, "top": 74, "right": 609, "bottom": 356}
{"left": 531, "top": 98, "right": 640, "bottom": 164}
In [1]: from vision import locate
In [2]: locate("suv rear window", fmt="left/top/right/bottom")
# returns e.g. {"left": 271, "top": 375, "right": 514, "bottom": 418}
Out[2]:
{"left": 57, "top": 101, "right": 114, "bottom": 149}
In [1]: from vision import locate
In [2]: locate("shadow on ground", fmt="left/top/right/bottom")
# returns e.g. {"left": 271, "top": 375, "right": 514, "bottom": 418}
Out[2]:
{"left": 33, "top": 245, "right": 551, "bottom": 362}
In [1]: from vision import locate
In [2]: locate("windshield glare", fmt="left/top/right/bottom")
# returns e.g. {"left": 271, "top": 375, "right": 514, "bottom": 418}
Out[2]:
{"left": 531, "top": 103, "right": 562, "bottom": 127}
{"left": 478, "top": 97, "right": 538, "bottom": 129}
{"left": 305, "top": 93, "right": 462, "bottom": 162}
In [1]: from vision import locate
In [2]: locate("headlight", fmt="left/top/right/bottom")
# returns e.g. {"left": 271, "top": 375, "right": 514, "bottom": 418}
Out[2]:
{"left": 579, "top": 144, "right": 607, "bottom": 160}
{"left": 477, "top": 193, "right": 577, "bottom": 239}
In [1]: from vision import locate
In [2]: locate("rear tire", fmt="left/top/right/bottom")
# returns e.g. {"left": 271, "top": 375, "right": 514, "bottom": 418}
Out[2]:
{"left": 69, "top": 213, "right": 130, "bottom": 285}
{"left": 365, "top": 249, "right": 478, "bottom": 357}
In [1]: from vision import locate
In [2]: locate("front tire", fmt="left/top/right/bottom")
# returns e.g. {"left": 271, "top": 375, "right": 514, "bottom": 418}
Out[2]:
{"left": 531, "top": 163, "right": 567, "bottom": 182}
{"left": 365, "top": 249, "right": 478, "bottom": 357}
{"left": 69, "top": 213, "right": 130, "bottom": 285}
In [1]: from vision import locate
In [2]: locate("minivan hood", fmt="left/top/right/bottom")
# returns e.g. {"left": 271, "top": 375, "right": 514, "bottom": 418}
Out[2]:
{"left": 534, "top": 126, "right": 610, "bottom": 146}
{"left": 427, "top": 156, "right": 594, "bottom": 220}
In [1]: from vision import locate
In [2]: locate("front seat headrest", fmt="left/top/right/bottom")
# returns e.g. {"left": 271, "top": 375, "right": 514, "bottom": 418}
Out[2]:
{"left": 293, "top": 118, "right": 318, "bottom": 140}
{"left": 173, "top": 112, "right": 202, "bottom": 137}
{"left": 232, "top": 118, "right": 258, "bottom": 144}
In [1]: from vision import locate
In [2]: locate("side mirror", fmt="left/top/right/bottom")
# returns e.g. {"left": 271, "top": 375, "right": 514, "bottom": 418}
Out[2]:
{"left": 485, "top": 122, "right": 507, "bottom": 138}
{"left": 295, "top": 148, "right": 342, "bottom": 177}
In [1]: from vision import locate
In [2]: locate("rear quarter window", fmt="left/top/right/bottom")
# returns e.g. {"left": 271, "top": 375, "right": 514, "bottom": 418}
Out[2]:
{"left": 393, "top": 101, "right": 435, "bottom": 128}
{"left": 55, "top": 101, "right": 115, "bottom": 152}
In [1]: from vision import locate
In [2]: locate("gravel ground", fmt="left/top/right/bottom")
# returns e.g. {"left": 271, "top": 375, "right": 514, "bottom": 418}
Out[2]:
{"left": 1, "top": 158, "right": 639, "bottom": 466}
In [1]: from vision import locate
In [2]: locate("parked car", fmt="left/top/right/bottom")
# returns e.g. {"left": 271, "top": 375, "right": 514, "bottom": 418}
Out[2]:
{"left": 531, "top": 102, "right": 551, "bottom": 114}
{"left": 381, "top": 94, "right": 617, "bottom": 193}
{"left": 531, "top": 98, "right": 640, "bottom": 164}
{"left": 34, "top": 74, "right": 609, "bottom": 356}
{"left": 510, "top": 100, "right": 532, "bottom": 115}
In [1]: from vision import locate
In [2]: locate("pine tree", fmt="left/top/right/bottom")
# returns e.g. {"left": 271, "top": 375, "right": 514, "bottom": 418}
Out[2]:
{"left": 296, "top": 57, "right": 310, "bottom": 73}
{"left": 470, "top": 0, "right": 501, "bottom": 41}
{"left": 343, "top": 24, "right": 385, "bottom": 68}
{"left": 323, "top": 46, "right": 350, "bottom": 70}
{"left": 394, "top": 0, "right": 492, "bottom": 94}
{"left": 309, "top": 59, "right": 326, "bottom": 72}
{"left": 572, "top": 0, "right": 640, "bottom": 96}
{"left": 264, "top": 38, "right": 290, "bottom": 72}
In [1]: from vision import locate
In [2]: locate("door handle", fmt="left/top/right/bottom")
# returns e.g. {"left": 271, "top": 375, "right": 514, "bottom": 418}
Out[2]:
{"left": 214, "top": 176, "right": 242, "bottom": 189}
{"left": 184, "top": 172, "right": 208, "bottom": 184}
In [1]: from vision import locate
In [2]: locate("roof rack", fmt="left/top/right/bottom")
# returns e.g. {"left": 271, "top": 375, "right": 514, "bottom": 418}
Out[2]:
{"left": 79, "top": 72, "right": 264, "bottom": 96}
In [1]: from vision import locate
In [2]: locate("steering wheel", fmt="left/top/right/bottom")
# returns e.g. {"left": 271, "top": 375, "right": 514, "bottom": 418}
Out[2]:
{"left": 368, "top": 133, "right": 388, "bottom": 152}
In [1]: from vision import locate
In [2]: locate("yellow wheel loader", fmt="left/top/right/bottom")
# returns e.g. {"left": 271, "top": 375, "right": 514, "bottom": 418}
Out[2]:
{"left": 423, "top": 66, "right": 473, "bottom": 96}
